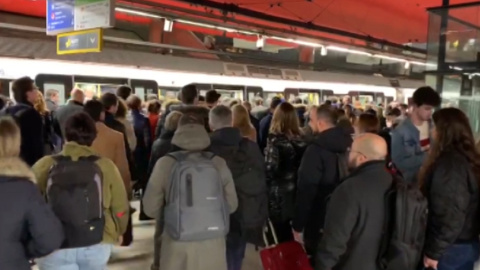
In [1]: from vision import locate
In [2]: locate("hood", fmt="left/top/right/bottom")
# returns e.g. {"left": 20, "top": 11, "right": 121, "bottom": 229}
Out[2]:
{"left": 164, "top": 100, "right": 181, "bottom": 111}
{"left": 61, "top": 142, "right": 98, "bottom": 159}
{"left": 172, "top": 124, "right": 210, "bottom": 151}
{"left": 170, "top": 104, "right": 209, "bottom": 116}
{"left": 313, "top": 126, "right": 352, "bottom": 153}
{"left": 0, "top": 157, "right": 36, "bottom": 183}
{"left": 210, "top": 127, "right": 242, "bottom": 146}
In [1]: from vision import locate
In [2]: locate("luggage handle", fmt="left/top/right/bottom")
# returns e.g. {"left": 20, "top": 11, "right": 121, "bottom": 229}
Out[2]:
{"left": 262, "top": 219, "right": 279, "bottom": 247}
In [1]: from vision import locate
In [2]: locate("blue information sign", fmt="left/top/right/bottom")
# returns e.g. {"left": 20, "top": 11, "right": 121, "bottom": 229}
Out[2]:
{"left": 46, "top": 0, "right": 75, "bottom": 35}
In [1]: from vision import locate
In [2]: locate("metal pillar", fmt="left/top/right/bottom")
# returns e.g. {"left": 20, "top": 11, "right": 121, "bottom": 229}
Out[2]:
{"left": 435, "top": 0, "right": 449, "bottom": 96}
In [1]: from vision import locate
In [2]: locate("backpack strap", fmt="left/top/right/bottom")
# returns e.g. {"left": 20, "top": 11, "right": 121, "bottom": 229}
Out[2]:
{"left": 80, "top": 155, "right": 101, "bottom": 163}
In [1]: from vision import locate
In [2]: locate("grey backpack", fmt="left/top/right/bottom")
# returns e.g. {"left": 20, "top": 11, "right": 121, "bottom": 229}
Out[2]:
{"left": 164, "top": 151, "right": 230, "bottom": 241}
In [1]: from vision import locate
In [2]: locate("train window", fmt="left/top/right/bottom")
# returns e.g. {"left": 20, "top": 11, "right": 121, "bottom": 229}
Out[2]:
{"left": 75, "top": 83, "right": 100, "bottom": 100}
{"left": 298, "top": 92, "right": 320, "bottom": 106}
{"left": 159, "top": 88, "right": 179, "bottom": 102}
{"left": 246, "top": 86, "right": 263, "bottom": 103}
{"left": 130, "top": 80, "right": 158, "bottom": 102}
{"left": 263, "top": 92, "right": 283, "bottom": 106}
{"left": 44, "top": 83, "right": 66, "bottom": 105}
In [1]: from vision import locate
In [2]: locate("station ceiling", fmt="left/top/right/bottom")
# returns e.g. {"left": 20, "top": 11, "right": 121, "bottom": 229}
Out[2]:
{"left": 1, "top": 0, "right": 479, "bottom": 48}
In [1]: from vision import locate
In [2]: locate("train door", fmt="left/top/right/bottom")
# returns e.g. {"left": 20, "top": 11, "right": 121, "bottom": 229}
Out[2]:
{"left": 349, "top": 91, "right": 375, "bottom": 109}
{"left": 246, "top": 86, "right": 263, "bottom": 102}
{"left": 158, "top": 86, "right": 180, "bottom": 103}
{"left": 374, "top": 92, "right": 385, "bottom": 106}
{"left": 263, "top": 91, "right": 283, "bottom": 106}
{"left": 210, "top": 84, "right": 245, "bottom": 101}
{"left": 0, "top": 78, "right": 12, "bottom": 97}
{"left": 35, "top": 74, "right": 74, "bottom": 106}
{"left": 74, "top": 76, "right": 128, "bottom": 101}
{"left": 130, "top": 79, "right": 159, "bottom": 102}
{"left": 321, "top": 90, "right": 342, "bottom": 104}
{"left": 284, "top": 88, "right": 299, "bottom": 102}
{"left": 298, "top": 89, "right": 321, "bottom": 106}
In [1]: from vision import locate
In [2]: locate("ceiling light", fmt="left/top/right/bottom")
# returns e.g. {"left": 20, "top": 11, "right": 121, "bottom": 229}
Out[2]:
{"left": 404, "top": 61, "right": 410, "bottom": 69}
{"left": 115, "top": 7, "right": 161, "bottom": 19}
{"left": 373, "top": 54, "right": 406, "bottom": 62}
{"left": 320, "top": 46, "right": 327, "bottom": 56}
{"left": 326, "top": 46, "right": 372, "bottom": 56}
{"left": 164, "top": 19, "right": 173, "bottom": 32}
{"left": 256, "top": 36, "right": 265, "bottom": 48}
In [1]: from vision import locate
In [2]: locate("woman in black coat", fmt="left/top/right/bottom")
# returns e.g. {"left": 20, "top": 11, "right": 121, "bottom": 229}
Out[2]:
{"left": 0, "top": 117, "right": 63, "bottom": 270}
{"left": 419, "top": 108, "right": 480, "bottom": 270}
{"left": 265, "top": 102, "right": 307, "bottom": 243}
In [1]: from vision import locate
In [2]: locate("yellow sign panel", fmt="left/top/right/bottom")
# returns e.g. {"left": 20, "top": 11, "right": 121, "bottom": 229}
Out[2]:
{"left": 57, "top": 28, "right": 103, "bottom": 55}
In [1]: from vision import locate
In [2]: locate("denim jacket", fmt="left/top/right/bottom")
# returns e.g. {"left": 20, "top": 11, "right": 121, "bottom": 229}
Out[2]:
{"left": 391, "top": 118, "right": 431, "bottom": 183}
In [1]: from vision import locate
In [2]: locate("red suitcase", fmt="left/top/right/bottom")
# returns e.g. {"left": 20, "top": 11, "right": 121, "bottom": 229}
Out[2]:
{"left": 260, "top": 221, "right": 313, "bottom": 270}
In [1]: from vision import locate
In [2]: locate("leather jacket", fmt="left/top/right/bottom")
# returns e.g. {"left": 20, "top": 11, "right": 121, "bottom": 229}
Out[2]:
{"left": 265, "top": 133, "right": 307, "bottom": 222}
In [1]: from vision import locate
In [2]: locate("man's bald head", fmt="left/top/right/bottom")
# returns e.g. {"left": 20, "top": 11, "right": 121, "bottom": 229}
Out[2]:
{"left": 348, "top": 133, "right": 387, "bottom": 169}
{"left": 71, "top": 88, "right": 85, "bottom": 103}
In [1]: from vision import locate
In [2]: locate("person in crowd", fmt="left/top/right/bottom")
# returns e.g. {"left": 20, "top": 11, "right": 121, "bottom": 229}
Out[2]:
{"left": 147, "top": 100, "right": 162, "bottom": 140}
{"left": 242, "top": 101, "right": 260, "bottom": 139}
{"left": 147, "top": 93, "right": 158, "bottom": 101}
{"left": 0, "top": 94, "right": 7, "bottom": 110}
{"left": 293, "top": 104, "right": 353, "bottom": 259}
{"left": 32, "top": 112, "right": 129, "bottom": 270}
{"left": 143, "top": 114, "right": 238, "bottom": 270}
{"left": 265, "top": 102, "right": 307, "bottom": 242}
{"left": 206, "top": 89, "right": 221, "bottom": 109}
{"left": 117, "top": 85, "right": 132, "bottom": 101}
{"left": 251, "top": 97, "right": 269, "bottom": 120}
{"left": 259, "top": 96, "right": 282, "bottom": 151}
{"left": 127, "top": 95, "right": 152, "bottom": 180}
{"left": 208, "top": 105, "right": 267, "bottom": 270}
{"left": 115, "top": 98, "right": 137, "bottom": 151}
{"left": 293, "top": 97, "right": 307, "bottom": 127}
{"left": 148, "top": 111, "right": 183, "bottom": 270}
{"left": 391, "top": 86, "right": 441, "bottom": 183}
{"left": 302, "top": 105, "right": 318, "bottom": 141}
{"left": 315, "top": 133, "right": 391, "bottom": 270}
{"left": 336, "top": 108, "right": 355, "bottom": 135}
{"left": 34, "top": 90, "right": 62, "bottom": 155}
{"left": 84, "top": 100, "right": 131, "bottom": 197}
{"left": 419, "top": 108, "right": 480, "bottom": 270}
{"left": 232, "top": 104, "right": 257, "bottom": 142}
{"left": 148, "top": 111, "right": 183, "bottom": 178}
{"left": 56, "top": 88, "right": 85, "bottom": 138}
{"left": 0, "top": 117, "right": 63, "bottom": 270}
{"left": 355, "top": 113, "right": 380, "bottom": 135}
{"left": 2, "top": 76, "right": 44, "bottom": 166}
{"left": 376, "top": 107, "right": 387, "bottom": 129}
{"left": 45, "top": 89, "right": 60, "bottom": 111}
{"left": 399, "top": 103, "right": 409, "bottom": 118}
{"left": 340, "top": 95, "right": 352, "bottom": 110}
{"left": 155, "top": 84, "right": 210, "bottom": 137}
{"left": 379, "top": 107, "right": 402, "bottom": 159}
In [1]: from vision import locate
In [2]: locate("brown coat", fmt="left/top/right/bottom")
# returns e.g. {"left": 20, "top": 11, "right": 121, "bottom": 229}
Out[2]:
{"left": 91, "top": 122, "right": 131, "bottom": 197}
{"left": 143, "top": 124, "right": 238, "bottom": 270}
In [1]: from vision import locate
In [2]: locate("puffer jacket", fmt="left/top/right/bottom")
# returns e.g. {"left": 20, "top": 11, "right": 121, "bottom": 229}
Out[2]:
{"left": 265, "top": 133, "right": 307, "bottom": 222}
{"left": 423, "top": 149, "right": 480, "bottom": 260}
{"left": 0, "top": 157, "right": 63, "bottom": 270}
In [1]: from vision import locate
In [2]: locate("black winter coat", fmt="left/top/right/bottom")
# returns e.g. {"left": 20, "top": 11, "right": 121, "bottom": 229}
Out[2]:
{"left": 315, "top": 161, "right": 392, "bottom": 270}
{"left": 423, "top": 150, "right": 480, "bottom": 260}
{"left": 0, "top": 158, "right": 63, "bottom": 270}
{"left": 265, "top": 133, "right": 307, "bottom": 222}
{"left": 148, "top": 129, "right": 174, "bottom": 178}
{"left": 292, "top": 127, "right": 352, "bottom": 240}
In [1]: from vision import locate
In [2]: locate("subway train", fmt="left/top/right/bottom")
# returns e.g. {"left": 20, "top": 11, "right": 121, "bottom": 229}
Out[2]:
{"left": 0, "top": 55, "right": 422, "bottom": 108}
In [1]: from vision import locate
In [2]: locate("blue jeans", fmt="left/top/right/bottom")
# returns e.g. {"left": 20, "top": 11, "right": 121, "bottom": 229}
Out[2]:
{"left": 226, "top": 237, "right": 247, "bottom": 270}
{"left": 38, "top": 243, "right": 112, "bottom": 270}
{"left": 437, "top": 241, "right": 480, "bottom": 270}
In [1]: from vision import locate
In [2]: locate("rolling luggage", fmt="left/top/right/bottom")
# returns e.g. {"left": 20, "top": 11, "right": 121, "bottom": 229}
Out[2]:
{"left": 260, "top": 220, "right": 313, "bottom": 270}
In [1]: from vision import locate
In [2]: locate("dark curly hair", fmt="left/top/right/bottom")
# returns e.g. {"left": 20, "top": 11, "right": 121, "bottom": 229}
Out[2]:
{"left": 418, "top": 107, "right": 480, "bottom": 188}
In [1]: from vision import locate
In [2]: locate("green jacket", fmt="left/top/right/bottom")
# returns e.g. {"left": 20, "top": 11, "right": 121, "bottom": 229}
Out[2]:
{"left": 32, "top": 142, "right": 129, "bottom": 244}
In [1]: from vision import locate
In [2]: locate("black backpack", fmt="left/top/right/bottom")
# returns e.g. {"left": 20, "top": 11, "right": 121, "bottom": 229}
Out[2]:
{"left": 377, "top": 174, "right": 428, "bottom": 270}
{"left": 216, "top": 139, "right": 268, "bottom": 243}
{"left": 46, "top": 155, "right": 105, "bottom": 248}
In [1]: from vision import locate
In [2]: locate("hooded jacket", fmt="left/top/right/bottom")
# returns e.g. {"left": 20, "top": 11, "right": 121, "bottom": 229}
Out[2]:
{"left": 142, "top": 124, "right": 238, "bottom": 270}
{"left": 293, "top": 126, "right": 352, "bottom": 249}
{"left": 32, "top": 142, "right": 130, "bottom": 244}
{"left": 0, "top": 157, "right": 63, "bottom": 270}
{"left": 155, "top": 104, "right": 210, "bottom": 138}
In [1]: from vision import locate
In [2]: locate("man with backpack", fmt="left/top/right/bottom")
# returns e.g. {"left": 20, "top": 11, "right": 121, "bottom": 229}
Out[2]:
{"left": 32, "top": 112, "right": 130, "bottom": 269}
{"left": 143, "top": 114, "right": 238, "bottom": 270}
{"left": 208, "top": 105, "right": 268, "bottom": 270}
{"left": 316, "top": 133, "right": 427, "bottom": 270}
{"left": 293, "top": 105, "right": 352, "bottom": 260}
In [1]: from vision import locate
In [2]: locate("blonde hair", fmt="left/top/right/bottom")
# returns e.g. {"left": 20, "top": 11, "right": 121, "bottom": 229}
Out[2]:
{"left": 0, "top": 117, "right": 21, "bottom": 158}
{"left": 33, "top": 90, "right": 48, "bottom": 116}
{"left": 269, "top": 102, "right": 302, "bottom": 136}
{"left": 232, "top": 104, "right": 252, "bottom": 137}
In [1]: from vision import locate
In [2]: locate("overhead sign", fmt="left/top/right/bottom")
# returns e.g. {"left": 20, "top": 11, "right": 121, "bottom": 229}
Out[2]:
{"left": 57, "top": 28, "right": 103, "bottom": 55}
{"left": 47, "top": 0, "right": 114, "bottom": 35}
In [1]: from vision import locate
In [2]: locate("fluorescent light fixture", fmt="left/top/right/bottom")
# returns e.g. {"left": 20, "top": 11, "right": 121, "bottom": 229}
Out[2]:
{"left": 256, "top": 36, "right": 265, "bottom": 48}
{"left": 404, "top": 61, "right": 410, "bottom": 69}
{"left": 373, "top": 54, "right": 406, "bottom": 62}
{"left": 320, "top": 46, "right": 327, "bottom": 56}
{"left": 164, "top": 19, "right": 173, "bottom": 32}
{"left": 450, "top": 65, "right": 463, "bottom": 71}
{"left": 115, "top": 7, "right": 161, "bottom": 19}
{"left": 326, "top": 46, "right": 372, "bottom": 56}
